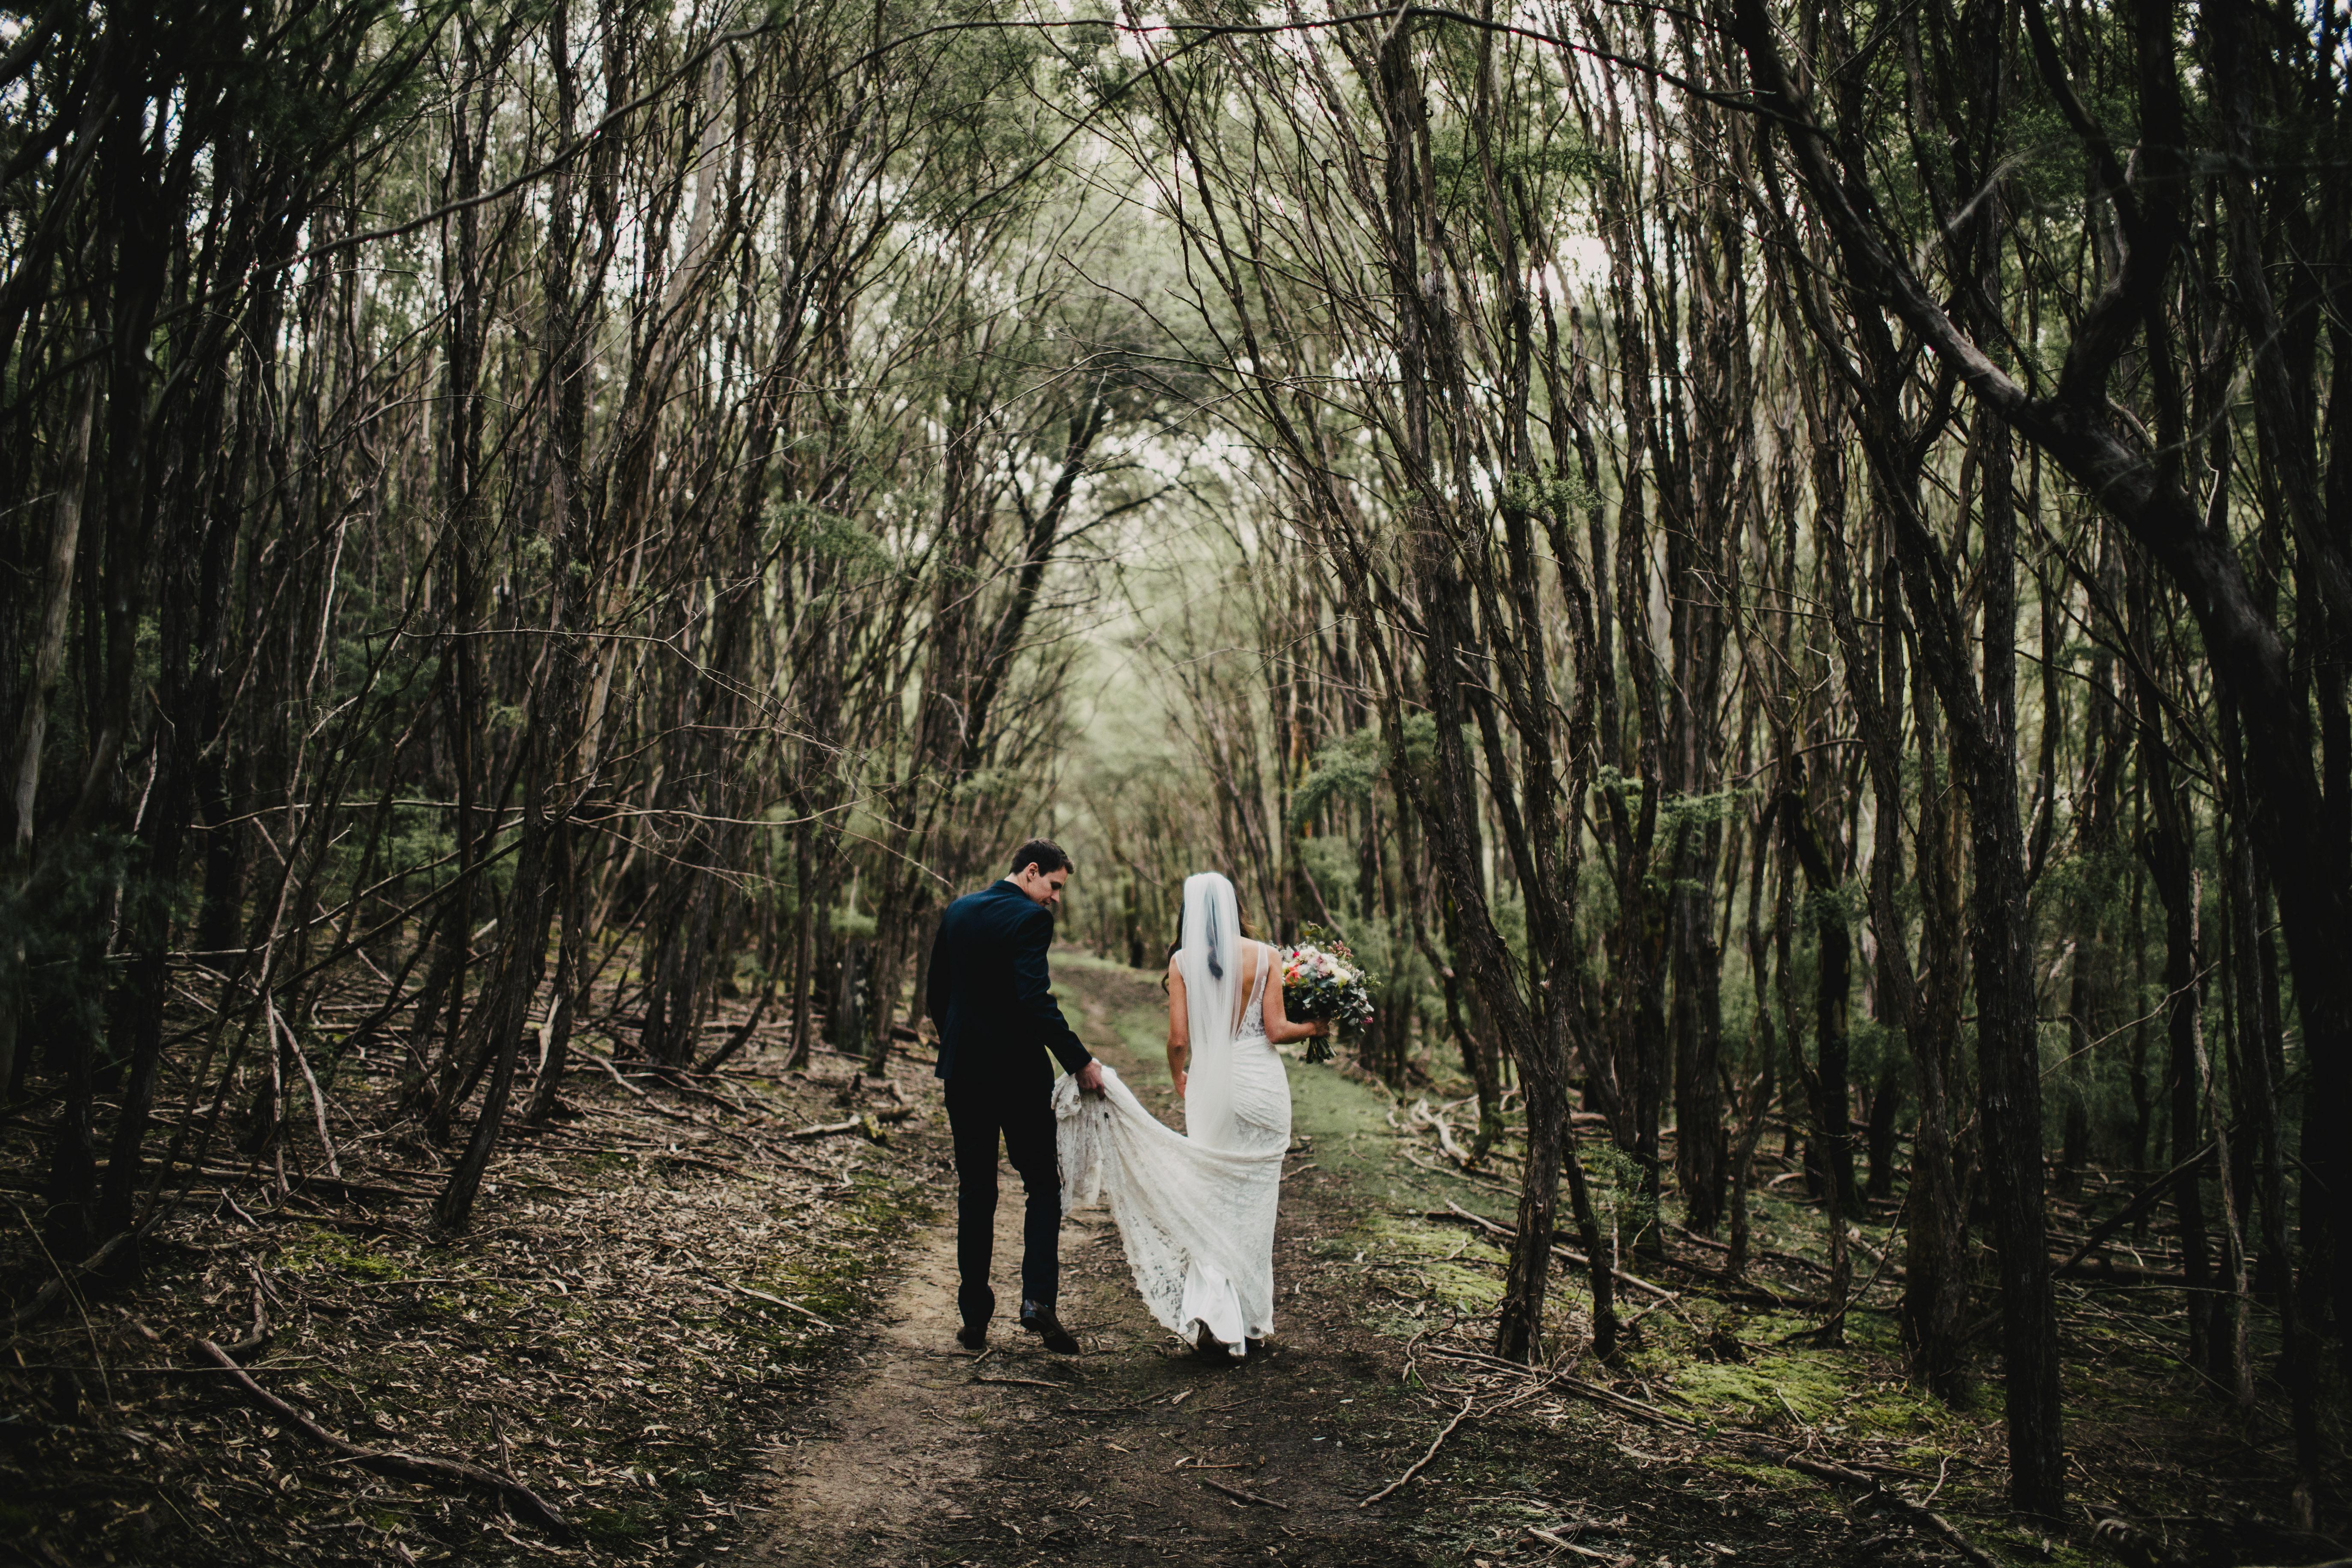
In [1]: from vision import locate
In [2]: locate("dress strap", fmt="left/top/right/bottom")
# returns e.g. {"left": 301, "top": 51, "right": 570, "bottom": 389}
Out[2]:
{"left": 1232, "top": 942, "right": 1273, "bottom": 1034}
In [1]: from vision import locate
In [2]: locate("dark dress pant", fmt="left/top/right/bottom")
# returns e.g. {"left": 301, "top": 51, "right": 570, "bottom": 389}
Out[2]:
{"left": 944, "top": 1075, "right": 1060, "bottom": 1326}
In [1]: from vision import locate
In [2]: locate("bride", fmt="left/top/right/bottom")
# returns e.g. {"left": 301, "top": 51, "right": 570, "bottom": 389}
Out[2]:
{"left": 1053, "top": 872, "right": 1330, "bottom": 1359}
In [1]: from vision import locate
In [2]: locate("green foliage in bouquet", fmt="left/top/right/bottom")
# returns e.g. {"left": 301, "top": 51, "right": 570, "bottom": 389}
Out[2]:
{"left": 1280, "top": 924, "right": 1377, "bottom": 1064}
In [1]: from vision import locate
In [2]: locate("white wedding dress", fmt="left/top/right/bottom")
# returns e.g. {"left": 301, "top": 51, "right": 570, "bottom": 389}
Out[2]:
{"left": 1054, "top": 875, "right": 1289, "bottom": 1357}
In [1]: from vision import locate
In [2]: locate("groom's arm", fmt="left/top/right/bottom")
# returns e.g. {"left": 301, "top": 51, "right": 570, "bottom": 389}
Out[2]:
{"left": 1011, "top": 904, "right": 1093, "bottom": 1076}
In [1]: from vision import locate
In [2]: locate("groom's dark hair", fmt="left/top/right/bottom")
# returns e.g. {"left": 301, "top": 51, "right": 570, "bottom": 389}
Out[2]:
{"left": 1008, "top": 837, "right": 1073, "bottom": 877}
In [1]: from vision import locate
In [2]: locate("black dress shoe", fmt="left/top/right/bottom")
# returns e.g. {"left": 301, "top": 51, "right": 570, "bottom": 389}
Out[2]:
{"left": 1019, "top": 1302, "right": 1079, "bottom": 1354}
{"left": 956, "top": 1322, "right": 987, "bottom": 1352}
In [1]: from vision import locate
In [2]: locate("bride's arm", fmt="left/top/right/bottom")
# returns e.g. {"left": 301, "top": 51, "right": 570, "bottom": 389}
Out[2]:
{"left": 1166, "top": 961, "right": 1190, "bottom": 1097}
{"left": 1260, "top": 945, "right": 1330, "bottom": 1045}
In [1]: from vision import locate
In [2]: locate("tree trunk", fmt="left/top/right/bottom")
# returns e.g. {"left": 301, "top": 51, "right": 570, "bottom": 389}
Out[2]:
{"left": 786, "top": 824, "right": 817, "bottom": 1070}
{"left": 1779, "top": 789, "right": 1855, "bottom": 1214}
{"left": 1956, "top": 414, "right": 2061, "bottom": 1518}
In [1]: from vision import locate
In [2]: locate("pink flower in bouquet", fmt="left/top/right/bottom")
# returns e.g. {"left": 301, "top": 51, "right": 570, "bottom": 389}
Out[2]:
{"left": 1280, "top": 928, "right": 1377, "bottom": 1063}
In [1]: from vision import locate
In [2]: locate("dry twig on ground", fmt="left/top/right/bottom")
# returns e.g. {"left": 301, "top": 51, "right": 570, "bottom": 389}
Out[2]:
{"left": 130, "top": 1322, "right": 569, "bottom": 1533}
{"left": 1361, "top": 1392, "right": 1477, "bottom": 1506}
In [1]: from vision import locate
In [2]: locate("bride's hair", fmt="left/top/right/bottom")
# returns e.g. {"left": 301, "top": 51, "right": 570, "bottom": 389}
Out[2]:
{"left": 1161, "top": 888, "right": 1262, "bottom": 990}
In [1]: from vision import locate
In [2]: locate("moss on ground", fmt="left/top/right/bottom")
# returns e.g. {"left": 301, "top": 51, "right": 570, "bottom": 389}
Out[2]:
{"left": 280, "top": 1224, "right": 418, "bottom": 1280}
{"left": 1348, "top": 1212, "right": 1507, "bottom": 1315}
{"left": 1664, "top": 1338, "right": 1951, "bottom": 1441}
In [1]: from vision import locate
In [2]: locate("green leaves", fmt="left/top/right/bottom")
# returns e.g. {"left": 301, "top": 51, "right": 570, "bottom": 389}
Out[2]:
{"left": 1288, "top": 717, "right": 1445, "bottom": 833}
{"left": 1288, "top": 725, "right": 1384, "bottom": 830}
{"left": 1499, "top": 467, "right": 1596, "bottom": 523}
{"left": 771, "top": 502, "right": 891, "bottom": 574}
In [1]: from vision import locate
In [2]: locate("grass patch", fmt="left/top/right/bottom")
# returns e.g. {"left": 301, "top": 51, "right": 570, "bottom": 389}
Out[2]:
{"left": 1347, "top": 1212, "right": 1506, "bottom": 1315}
{"left": 1666, "top": 1347, "right": 1925, "bottom": 1431}
{"left": 279, "top": 1224, "right": 417, "bottom": 1281}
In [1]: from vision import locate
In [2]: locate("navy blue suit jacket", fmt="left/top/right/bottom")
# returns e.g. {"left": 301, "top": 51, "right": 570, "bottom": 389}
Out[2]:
{"left": 926, "top": 880, "right": 1093, "bottom": 1087}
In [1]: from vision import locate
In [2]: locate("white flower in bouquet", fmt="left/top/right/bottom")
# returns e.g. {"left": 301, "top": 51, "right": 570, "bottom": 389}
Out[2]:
{"left": 1279, "top": 927, "right": 1377, "bottom": 1063}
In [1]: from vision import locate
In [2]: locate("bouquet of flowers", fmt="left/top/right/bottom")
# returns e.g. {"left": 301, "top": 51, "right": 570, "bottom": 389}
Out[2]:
{"left": 1280, "top": 925, "right": 1376, "bottom": 1064}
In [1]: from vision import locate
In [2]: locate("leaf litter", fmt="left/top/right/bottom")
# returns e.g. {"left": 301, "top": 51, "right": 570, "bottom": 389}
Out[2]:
{"left": 1, "top": 1020, "right": 946, "bottom": 1568}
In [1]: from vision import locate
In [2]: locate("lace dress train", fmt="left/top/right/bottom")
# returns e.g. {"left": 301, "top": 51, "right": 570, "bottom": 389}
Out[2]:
{"left": 1053, "top": 952, "right": 1290, "bottom": 1355}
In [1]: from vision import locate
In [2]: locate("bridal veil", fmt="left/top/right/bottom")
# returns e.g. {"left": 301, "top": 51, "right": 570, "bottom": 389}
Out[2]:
{"left": 1173, "top": 872, "right": 1243, "bottom": 1147}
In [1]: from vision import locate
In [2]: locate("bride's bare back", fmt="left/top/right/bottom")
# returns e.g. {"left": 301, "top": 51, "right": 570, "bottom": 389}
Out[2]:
{"left": 1164, "top": 940, "right": 1326, "bottom": 1097}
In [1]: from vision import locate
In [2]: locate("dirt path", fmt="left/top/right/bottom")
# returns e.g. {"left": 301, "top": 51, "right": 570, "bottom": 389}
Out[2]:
{"left": 742, "top": 957, "right": 1431, "bottom": 1568}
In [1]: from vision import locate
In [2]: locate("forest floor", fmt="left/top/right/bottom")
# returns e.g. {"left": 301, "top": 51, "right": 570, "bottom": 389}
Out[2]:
{"left": 6, "top": 951, "right": 2340, "bottom": 1567}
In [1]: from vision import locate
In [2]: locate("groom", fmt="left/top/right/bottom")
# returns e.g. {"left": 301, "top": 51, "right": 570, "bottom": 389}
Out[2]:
{"left": 927, "top": 837, "right": 1104, "bottom": 1354}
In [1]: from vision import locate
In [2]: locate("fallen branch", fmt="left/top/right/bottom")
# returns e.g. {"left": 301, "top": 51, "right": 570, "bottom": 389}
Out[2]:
{"left": 1747, "top": 1445, "right": 2002, "bottom": 1568}
{"left": 1526, "top": 1524, "right": 1630, "bottom": 1563}
{"left": 522, "top": 1128, "right": 841, "bottom": 1184}
{"left": 782, "top": 1109, "right": 908, "bottom": 1143}
{"left": 583, "top": 1051, "right": 704, "bottom": 1128}
{"left": 1361, "top": 1393, "right": 1475, "bottom": 1506}
{"left": 581, "top": 1052, "right": 783, "bottom": 1149}
{"left": 274, "top": 999, "right": 342, "bottom": 1178}
{"left": 696, "top": 981, "right": 777, "bottom": 1076}
{"left": 975, "top": 1374, "right": 1070, "bottom": 1391}
{"left": 2054, "top": 1140, "right": 2214, "bottom": 1281}
{"left": 220, "top": 1262, "right": 271, "bottom": 1358}
{"left": 1557, "top": 1373, "right": 1699, "bottom": 1430}
{"left": 1402, "top": 1146, "right": 1519, "bottom": 1199}
{"left": 1201, "top": 1477, "right": 1291, "bottom": 1511}
{"left": 1419, "top": 1346, "right": 1696, "bottom": 1430}
{"left": 265, "top": 1202, "right": 426, "bottom": 1243}
{"left": 1671, "top": 1223, "right": 1834, "bottom": 1280}
{"left": 161, "top": 1328, "right": 567, "bottom": 1533}
{"left": 1395, "top": 1317, "right": 1997, "bottom": 1557}
{"left": 183, "top": 1166, "right": 435, "bottom": 1205}
{"left": 727, "top": 1283, "right": 836, "bottom": 1328}
{"left": 2050, "top": 1253, "right": 2188, "bottom": 1287}
{"left": 784, "top": 1116, "right": 865, "bottom": 1141}
{"left": 1408, "top": 1099, "right": 1476, "bottom": 1167}
{"left": 1434, "top": 1202, "right": 1679, "bottom": 1302}
{"left": 6, "top": 1228, "right": 136, "bottom": 1328}
{"left": 653, "top": 1150, "right": 753, "bottom": 1180}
